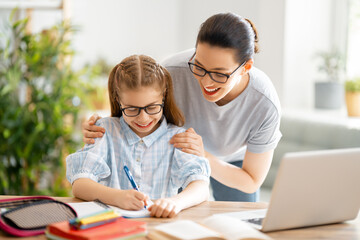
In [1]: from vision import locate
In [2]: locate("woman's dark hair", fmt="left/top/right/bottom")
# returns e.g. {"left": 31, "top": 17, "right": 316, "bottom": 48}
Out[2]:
{"left": 196, "top": 12, "right": 259, "bottom": 64}
{"left": 108, "top": 55, "right": 185, "bottom": 126}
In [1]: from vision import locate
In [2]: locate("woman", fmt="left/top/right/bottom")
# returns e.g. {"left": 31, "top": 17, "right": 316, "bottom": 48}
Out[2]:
{"left": 82, "top": 13, "right": 281, "bottom": 202}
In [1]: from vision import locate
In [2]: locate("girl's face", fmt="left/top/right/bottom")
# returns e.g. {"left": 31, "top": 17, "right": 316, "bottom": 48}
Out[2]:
{"left": 192, "top": 42, "right": 250, "bottom": 105}
{"left": 120, "top": 86, "right": 163, "bottom": 138}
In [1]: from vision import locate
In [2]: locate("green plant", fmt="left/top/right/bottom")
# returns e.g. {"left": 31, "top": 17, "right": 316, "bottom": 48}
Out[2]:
{"left": 83, "top": 57, "right": 112, "bottom": 110}
{"left": 0, "top": 12, "right": 96, "bottom": 196}
{"left": 315, "top": 49, "right": 345, "bottom": 82}
{"left": 345, "top": 77, "right": 360, "bottom": 92}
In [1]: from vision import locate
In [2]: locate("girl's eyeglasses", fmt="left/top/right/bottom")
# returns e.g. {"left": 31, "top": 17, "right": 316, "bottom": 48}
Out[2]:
{"left": 188, "top": 53, "right": 245, "bottom": 83}
{"left": 119, "top": 103, "right": 164, "bottom": 117}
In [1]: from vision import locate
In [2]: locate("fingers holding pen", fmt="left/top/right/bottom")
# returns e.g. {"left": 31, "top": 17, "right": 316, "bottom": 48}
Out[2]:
{"left": 117, "top": 190, "right": 147, "bottom": 210}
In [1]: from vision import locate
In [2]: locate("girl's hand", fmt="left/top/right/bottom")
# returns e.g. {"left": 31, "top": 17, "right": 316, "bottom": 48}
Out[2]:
{"left": 148, "top": 198, "right": 181, "bottom": 218}
{"left": 82, "top": 114, "right": 106, "bottom": 144}
{"left": 115, "top": 190, "right": 149, "bottom": 210}
{"left": 170, "top": 128, "right": 205, "bottom": 157}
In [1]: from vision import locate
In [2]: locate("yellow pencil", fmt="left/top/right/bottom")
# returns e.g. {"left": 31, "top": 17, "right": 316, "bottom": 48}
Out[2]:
{"left": 79, "top": 211, "right": 119, "bottom": 225}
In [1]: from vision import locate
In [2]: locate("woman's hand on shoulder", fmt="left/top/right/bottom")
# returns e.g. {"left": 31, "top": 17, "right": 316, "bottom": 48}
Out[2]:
{"left": 148, "top": 198, "right": 181, "bottom": 218}
{"left": 82, "top": 113, "right": 106, "bottom": 144}
{"left": 170, "top": 128, "right": 205, "bottom": 157}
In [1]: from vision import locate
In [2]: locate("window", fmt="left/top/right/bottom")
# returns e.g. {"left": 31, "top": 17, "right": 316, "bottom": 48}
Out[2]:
{"left": 346, "top": 0, "right": 360, "bottom": 78}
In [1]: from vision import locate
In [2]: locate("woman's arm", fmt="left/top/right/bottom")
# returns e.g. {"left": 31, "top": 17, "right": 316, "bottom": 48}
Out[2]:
{"left": 148, "top": 180, "right": 209, "bottom": 218}
{"left": 206, "top": 150, "right": 273, "bottom": 193}
{"left": 170, "top": 128, "right": 273, "bottom": 193}
{"left": 72, "top": 178, "right": 148, "bottom": 210}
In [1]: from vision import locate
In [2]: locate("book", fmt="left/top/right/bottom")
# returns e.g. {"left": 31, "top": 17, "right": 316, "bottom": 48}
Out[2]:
{"left": 68, "top": 201, "right": 152, "bottom": 218}
{"left": 46, "top": 217, "right": 146, "bottom": 240}
{"left": 147, "top": 215, "right": 272, "bottom": 240}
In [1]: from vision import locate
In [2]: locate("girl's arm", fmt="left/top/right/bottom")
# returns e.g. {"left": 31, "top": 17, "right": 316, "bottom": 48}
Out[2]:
{"left": 148, "top": 180, "right": 209, "bottom": 218}
{"left": 72, "top": 178, "right": 148, "bottom": 210}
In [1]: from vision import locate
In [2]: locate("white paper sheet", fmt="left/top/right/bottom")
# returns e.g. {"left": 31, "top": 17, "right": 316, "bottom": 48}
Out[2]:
{"left": 68, "top": 200, "right": 153, "bottom": 218}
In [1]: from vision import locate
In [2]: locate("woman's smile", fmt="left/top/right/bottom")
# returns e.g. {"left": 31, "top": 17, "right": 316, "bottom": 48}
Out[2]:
{"left": 203, "top": 86, "right": 220, "bottom": 95}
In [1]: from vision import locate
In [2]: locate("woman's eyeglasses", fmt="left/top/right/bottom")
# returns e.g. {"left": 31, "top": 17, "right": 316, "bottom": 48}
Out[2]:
{"left": 188, "top": 53, "right": 245, "bottom": 83}
{"left": 120, "top": 103, "right": 164, "bottom": 117}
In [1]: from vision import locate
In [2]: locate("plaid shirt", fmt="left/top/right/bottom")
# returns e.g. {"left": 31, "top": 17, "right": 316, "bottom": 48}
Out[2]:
{"left": 66, "top": 117, "right": 210, "bottom": 199}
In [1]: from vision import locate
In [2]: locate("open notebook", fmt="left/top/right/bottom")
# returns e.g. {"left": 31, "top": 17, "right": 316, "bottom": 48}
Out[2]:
{"left": 148, "top": 215, "right": 271, "bottom": 240}
{"left": 68, "top": 200, "right": 153, "bottom": 218}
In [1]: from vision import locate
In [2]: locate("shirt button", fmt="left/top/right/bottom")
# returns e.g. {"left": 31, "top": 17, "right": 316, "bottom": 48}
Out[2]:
{"left": 136, "top": 158, "right": 140, "bottom": 162}
{"left": 140, "top": 140, "right": 144, "bottom": 144}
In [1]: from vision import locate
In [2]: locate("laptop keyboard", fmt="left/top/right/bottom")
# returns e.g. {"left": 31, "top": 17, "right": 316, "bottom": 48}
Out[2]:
{"left": 244, "top": 217, "right": 264, "bottom": 226}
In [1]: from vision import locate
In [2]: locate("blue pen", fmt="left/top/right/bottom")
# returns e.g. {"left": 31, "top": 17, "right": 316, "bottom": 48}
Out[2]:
{"left": 124, "top": 166, "right": 139, "bottom": 191}
{"left": 124, "top": 166, "right": 147, "bottom": 209}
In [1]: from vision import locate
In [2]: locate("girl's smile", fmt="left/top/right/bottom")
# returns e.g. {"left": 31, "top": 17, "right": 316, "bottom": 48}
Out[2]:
{"left": 135, "top": 121, "right": 153, "bottom": 128}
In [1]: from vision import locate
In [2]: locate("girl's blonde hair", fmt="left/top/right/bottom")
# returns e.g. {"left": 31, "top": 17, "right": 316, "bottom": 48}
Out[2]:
{"left": 108, "top": 55, "right": 185, "bottom": 127}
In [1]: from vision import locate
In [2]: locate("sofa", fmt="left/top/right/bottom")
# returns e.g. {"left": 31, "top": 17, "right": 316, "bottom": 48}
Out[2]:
{"left": 262, "top": 111, "right": 360, "bottom": 190}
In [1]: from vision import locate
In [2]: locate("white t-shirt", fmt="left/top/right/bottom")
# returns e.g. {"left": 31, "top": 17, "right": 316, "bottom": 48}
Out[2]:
{"left": 162, "top": 49, "right": 282, "bottom": 162}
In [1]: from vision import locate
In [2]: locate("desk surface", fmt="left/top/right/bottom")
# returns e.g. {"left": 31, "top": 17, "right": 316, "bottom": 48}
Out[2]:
{"left": 0, "top": 196, "right": 359, "bottom": 240}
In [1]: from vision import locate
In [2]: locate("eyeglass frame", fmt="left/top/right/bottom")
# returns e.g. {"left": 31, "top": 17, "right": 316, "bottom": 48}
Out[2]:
{"left": 119, "top": 102, "right": 164, "bottom": 117}
{"left": 187, "top": 53, "right": 246, "bottom": 84}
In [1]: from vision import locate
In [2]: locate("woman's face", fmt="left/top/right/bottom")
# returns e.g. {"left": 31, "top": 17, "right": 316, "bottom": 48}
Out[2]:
{"left": 120, "top": 86, "right": 163, "bottom": 138}
{"left": 192, "top": 42, "right": 249, "bottom": 104}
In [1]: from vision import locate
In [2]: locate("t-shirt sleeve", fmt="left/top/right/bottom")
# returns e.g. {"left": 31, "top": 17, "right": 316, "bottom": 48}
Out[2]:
{"left": 66, "top": 121, "right": 111, "bottom": 184}
{"left": 247, "top": 108, "right": 282, "bottom": 154}
{"left": 170, "top": 148, "right": 211, "bottom": 189}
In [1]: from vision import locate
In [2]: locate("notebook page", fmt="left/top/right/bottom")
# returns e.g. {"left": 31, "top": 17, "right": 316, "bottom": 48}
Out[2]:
{"left": 111, "top": 206, "right": 150, "bottom": 218}
{"left": 153, "top": 220, "right": 222, "bottom": 239}
{"left": 68, "top": 202, "right": 106, "bottom": 218}
{"left": 69, "top": 201, "right": 153, "bottom": 218}
{"left": 203, "top": 215, "right": 272, "bottom": 240}
{"left": 111, "top": 199, "right": 153, "bottom": 218}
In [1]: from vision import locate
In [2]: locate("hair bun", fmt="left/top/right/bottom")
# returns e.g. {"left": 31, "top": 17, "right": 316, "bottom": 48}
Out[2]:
{"left": 244, "top": 18, "right": 259, "bottom": 53}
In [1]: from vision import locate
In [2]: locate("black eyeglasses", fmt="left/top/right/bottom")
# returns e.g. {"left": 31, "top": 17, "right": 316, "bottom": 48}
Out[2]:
{"left": 120, "top": 103, "right": 164, "bottom": 117}
{"left": 188, "top": 53, "right": 245, "bottom": 83}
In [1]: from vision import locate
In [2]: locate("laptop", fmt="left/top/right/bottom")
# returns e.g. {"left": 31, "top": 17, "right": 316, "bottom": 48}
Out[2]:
{"left": 216, "top": 148, "right": 360, "bottom": 232}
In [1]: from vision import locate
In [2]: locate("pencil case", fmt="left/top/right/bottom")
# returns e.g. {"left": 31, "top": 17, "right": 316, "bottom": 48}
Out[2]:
{"left": 0, "top": 196, "right": 77, "bottom": 237}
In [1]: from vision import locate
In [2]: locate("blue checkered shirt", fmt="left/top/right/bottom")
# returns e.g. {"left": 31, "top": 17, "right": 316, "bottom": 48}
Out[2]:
{"left": 66, "top": 117, "right": 210, "bottom": 199}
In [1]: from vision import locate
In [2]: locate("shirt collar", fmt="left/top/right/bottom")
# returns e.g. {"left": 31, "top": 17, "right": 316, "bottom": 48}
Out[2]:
{"left": 120, "top": 116, "right": 168, "bottom": 147}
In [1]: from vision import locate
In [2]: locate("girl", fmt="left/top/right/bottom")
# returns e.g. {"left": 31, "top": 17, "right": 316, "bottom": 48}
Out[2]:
{"left": 66, "top": 55, "right": 210, "bottom": 218}
{"left": 82, "top": 13, "right": 281, "bottom": 202}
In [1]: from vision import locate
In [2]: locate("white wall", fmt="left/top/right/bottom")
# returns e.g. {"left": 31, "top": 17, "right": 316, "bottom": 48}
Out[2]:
{"left": 70, "top": 0, "right": 182, "bottom": 68}
{"left": 66, "top": 0, "right": 287, "bottom": 98}
{"left": 177, "top": 0, "right": 286, "bottom": 99}
{"left": 18, "top": 0, "right": 286, "bottom": 98}
{"left": 2, "top": 0, "right": 348, "bottom": 111}
{"left": 282, "top": 0, "right": 349, "bottom": 109}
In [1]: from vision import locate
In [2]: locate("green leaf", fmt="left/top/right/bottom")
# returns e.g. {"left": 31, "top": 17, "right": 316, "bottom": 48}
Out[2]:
{"left": 3, "top": 129, "right": 10, "bottom": 139}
